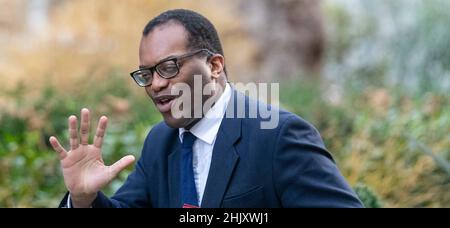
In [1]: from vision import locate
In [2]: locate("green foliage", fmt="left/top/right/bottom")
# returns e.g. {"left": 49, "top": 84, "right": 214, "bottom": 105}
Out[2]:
{"left": 0, "top": 70, "right": 162, "bottom": 207}
{"left": 325, "top": 0, "right": 450, "bottom": 95}
{"left": 279, "top": 79, "right": 450, "bottom": 207}
{"left": 315, "top": 0, "right": 450, "bottom": 207}
{"left": 354, "top": 183, "right": 383, "bottom": 208}
{"left": 2, "top": 69, "right": 449, "bottom": 207}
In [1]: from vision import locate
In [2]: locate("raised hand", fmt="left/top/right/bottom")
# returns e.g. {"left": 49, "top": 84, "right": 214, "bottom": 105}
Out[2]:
{"left": 49, "top": 108, "right": 135, "bottom": 207}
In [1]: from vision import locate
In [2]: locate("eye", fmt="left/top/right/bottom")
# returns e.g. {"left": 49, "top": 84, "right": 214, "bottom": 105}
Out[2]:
{"left": 157, "top": 61, "right": 178, "bottom": 75}
{"left": 134, "top": 70, "right": 152, "bottom": 85}
{"left": 140, "top": 70, "right": 152, "bottom": 80}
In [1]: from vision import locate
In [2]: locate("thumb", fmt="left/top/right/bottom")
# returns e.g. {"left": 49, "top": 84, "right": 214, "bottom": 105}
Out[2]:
{"left": 109, "top": 155, "right": 136, "bottom": 180}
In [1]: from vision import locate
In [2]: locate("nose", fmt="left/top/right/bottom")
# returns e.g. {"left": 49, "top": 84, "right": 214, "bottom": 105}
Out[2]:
{"left": 149, "top": 72, "right": 169, "bottom": 93}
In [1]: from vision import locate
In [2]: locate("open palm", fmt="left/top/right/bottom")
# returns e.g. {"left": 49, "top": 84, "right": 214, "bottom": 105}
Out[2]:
{"left": 49, "top": 108, "right": 135, "bottom": 204}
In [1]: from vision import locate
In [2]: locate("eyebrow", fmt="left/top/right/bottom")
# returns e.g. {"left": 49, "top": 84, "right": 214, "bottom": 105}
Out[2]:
{"left": 139, "top": 54, "right": 178, "bottom": 69}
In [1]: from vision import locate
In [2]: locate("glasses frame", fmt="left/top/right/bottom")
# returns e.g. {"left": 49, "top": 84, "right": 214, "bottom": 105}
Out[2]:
{"left": 130, "top": 49, "right": 214, "bottom": 87}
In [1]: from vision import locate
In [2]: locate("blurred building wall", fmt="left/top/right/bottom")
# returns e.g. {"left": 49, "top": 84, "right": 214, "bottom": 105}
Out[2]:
{"left": 0, "top": 0, "right": 325, "bottom": 86}
{"left": 0, "top": 0, "right": 56, "bottom": 81}
{"left": 237, "top": 0, "right": 325, "bottom": 82}
{"left": 0, "top": 0, "right": 26, "bottom": 33}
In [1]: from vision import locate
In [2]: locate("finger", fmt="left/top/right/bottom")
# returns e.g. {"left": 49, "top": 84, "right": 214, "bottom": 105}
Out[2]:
{"left": 108, "top": 155, "right": 136, "bottom": 180}
{"left": 68, "top": 115, "right": 79, "bottom": 150}
{"left": 93, "top": 116, "right": 108, "bottom": 149}
{"left": 80, "top": 108, "right": 90, "bottom": 145}
{"left": 49, "top": 136, "right": 68, "bottom": 160}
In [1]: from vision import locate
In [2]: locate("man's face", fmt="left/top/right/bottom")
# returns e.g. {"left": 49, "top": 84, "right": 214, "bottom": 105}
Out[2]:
{"left": 139, "top": 22, "right": 213, "bottom": 129}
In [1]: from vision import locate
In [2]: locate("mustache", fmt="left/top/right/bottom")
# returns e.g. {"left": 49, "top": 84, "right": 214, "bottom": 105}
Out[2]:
{"left": 152, "top": 90, "right": 183, "bottom": 98}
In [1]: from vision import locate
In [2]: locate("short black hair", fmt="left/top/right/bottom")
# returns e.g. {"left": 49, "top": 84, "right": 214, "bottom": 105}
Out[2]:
{"left": 143, "top": 9, "right": 227, "bottom": 75}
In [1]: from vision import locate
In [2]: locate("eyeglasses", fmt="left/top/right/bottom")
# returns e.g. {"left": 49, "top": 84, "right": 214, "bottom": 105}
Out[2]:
{"left": 130, "top": 49, "right": 214, "bottom": 87}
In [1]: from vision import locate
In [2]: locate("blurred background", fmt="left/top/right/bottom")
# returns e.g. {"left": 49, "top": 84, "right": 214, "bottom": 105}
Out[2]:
{"left": 0, "top": 0, "right": 449, "bottom": 207}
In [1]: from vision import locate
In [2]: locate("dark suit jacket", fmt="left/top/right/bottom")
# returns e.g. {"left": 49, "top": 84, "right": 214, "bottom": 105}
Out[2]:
{"left": 60, "top": 90, "right": 363, "bottom": 208}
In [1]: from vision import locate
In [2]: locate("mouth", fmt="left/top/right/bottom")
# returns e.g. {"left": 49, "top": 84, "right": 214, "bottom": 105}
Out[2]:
{"left": 154, "top": 95, "right": 178, "bottom": 113}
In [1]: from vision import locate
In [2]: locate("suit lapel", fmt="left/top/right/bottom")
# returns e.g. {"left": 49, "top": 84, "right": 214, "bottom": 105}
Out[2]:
{"left": 168, "top": 134, "right": 181, "bottom": 208}
{"left": 201, "top": 90, "right": 243, "bottom": 207}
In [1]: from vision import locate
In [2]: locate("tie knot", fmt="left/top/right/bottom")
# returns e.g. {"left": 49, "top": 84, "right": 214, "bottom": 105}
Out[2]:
{"left": 182, "top": 132, "right": 196, "bottom": 148}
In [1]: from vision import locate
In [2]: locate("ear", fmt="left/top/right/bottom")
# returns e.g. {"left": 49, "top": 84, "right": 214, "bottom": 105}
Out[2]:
{"left": 209, "top": 54, "right": 225, "bottom": 80}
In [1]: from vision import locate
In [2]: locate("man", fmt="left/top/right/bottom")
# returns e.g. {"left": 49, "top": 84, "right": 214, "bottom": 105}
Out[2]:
{"left": 50, "top": 9, "right": 363, "bottom": 208}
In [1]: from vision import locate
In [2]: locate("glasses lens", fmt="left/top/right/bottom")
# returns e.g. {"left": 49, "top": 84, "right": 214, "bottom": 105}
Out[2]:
{"left": 156, "top": 60, "right": 178, "bottom": 78}
{"left": 133, "top": 69, "right": 152, "bottom": 86}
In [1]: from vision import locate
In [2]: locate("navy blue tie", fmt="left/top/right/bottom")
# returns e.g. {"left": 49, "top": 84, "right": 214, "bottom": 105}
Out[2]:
{"left": 181, "top": 132, "right": 199, "bottom": 208}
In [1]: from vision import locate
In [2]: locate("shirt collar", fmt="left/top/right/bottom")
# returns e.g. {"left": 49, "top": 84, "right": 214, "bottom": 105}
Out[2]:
{"left": 179, "top": 83, "right": 232, "bottom": 145}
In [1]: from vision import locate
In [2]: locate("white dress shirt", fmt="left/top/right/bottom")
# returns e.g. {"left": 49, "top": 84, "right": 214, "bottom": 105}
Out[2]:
{"left": 178, "top": 83, "right": 231, "bottom": 205}
{"left": 68, "top": 83, "right": 231, "bottom": 207}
